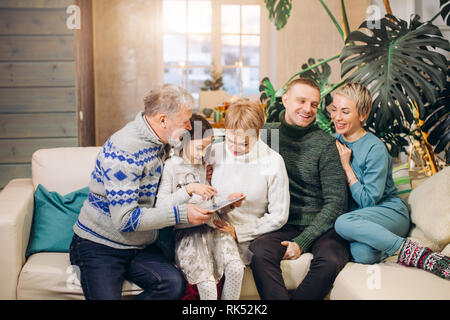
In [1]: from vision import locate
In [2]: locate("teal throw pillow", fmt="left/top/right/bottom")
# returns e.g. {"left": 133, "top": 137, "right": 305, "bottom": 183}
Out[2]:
{"left": 26, "top": 184, "right": 89, "bottom": 258}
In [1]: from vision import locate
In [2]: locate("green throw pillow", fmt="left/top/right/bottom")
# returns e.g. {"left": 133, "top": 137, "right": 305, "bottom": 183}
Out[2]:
{"left": 392, "top": 163, "right": 412, "bottom": 202}
{"left": 26, "top": 184, "right": 89, "bottom": 258}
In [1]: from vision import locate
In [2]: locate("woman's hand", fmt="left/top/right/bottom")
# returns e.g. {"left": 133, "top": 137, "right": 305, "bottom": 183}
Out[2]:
{"left": 335, "top": 140, "right": 352, "bottom": 169}
{"left": 335, "top": 140, "right": 358, "bottom": 186}
{"left": 185, "top": 183, "right": 217, "bottom": 200}
{"left": 206, "top": 165, "right": 213, "bottom": 184}
{"left": 213, "top": 219, "right": 237, "bottom": 240}
{"left": 227, "top": 192, "right": 246, "bottom": 209}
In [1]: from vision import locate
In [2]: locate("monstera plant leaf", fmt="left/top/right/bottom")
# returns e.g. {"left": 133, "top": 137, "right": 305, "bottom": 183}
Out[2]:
{"left": 259, "top": 77, "right": 284, "bottom": 123}
{"left": 370, "top": 123, "right": 411, "bottom": 158}
{"left": 440, "top": 0, "right": 450, "bottom": 26}
{"left": 301, "top": 58, "right": 334, "bottom": 133}
{"left": 421, "top": 77, "right": 450, "bottom": 162}
{"left": 340, "top": 14, "right": 450, "bottom": 135}
{"left": 264, "top": 0, "right": 292, "bottom": 30}
{"left": 301, "top": 58, "right": 332, "bottom": 96}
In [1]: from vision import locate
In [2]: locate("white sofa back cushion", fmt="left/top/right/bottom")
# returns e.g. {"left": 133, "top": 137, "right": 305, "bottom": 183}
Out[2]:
{"left": 408, "top": 166, "right": 450, "bottom": 252}
{"left": 32, "top": 147, "right": 102, "bottom": 195}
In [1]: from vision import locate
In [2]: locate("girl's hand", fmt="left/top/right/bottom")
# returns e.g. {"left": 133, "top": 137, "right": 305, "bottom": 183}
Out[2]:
{"left": 335, "top": 140, "right": 352, "bottom": 169}
{"left": 186, "top": 183, "right": 217, "bottom": 200}
{"left": 213, "top": 219, "right": 237, "bottom": 240}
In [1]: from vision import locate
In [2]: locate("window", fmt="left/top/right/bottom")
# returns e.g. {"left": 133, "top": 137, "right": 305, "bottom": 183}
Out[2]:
{"left": 162, "top": 0, "right": 266, "bottom": 100}
{"left": 163, "top": 0, "right": 212, "bottom": 100}
{"left": 221, "top": 4, "right": 260, "bottom": 95}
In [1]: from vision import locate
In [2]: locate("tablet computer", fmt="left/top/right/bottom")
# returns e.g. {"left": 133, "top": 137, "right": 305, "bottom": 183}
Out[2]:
{"left": 205, "top": 195, "right": 246, "bottom": 213}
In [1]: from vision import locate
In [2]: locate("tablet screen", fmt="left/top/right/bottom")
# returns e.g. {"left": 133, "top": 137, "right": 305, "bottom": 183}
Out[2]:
{"left": 205, "top": 195, "right": 246, "bottom": 213}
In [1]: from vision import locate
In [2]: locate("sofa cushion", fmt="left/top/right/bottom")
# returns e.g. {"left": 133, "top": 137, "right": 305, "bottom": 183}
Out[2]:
{"left": 17, "top": 252, "right": 313, "bottom": 300}
{"left": 330, "top": 260, "right": 450, "bottom": 300}
{"left": 408, "top": 166, "right": 450, "bottom": 252}
{"left": 240, "top": 253, "right": 313, "bottom": 299}
{"left": 32, "top": 147, "right": 101, "bottom": 195}
{"left": 17, "top": 253, "right": 143, "bottom": 300}
{"left": 26, "top": 185, "right": 88, "bottom": 257}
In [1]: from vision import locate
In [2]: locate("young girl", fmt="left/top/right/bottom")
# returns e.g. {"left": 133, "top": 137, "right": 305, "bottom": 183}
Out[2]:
{"left": 331, "top": 82, "right": 449, "bottom": 280}
{"left": 156, "top": 114, "right": 245, "bottom": 300}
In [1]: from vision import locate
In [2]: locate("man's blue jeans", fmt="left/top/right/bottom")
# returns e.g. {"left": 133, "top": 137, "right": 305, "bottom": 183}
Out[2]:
{"left": 69, "top": 234, "right": 185, "bottom": 300}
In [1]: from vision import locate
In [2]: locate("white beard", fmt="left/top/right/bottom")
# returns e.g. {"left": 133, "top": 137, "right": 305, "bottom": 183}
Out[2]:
{"left": 169, "top": 129, "right": 190, "bottom": 153}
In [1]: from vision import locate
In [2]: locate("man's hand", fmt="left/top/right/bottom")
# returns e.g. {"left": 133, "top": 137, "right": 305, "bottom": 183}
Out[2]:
{"left": 213, "top": 219, "right": 237, "bottom": 240}
{"left": 187, "top": 204, "right": 213, "bottom": 225}
{"left": 281, "top": 241, "right": 303, "bottom": 260}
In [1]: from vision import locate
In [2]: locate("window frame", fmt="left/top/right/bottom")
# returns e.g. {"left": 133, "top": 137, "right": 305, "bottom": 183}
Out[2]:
{"left": 157, "top": 0, "right": 270, "bottom": 100}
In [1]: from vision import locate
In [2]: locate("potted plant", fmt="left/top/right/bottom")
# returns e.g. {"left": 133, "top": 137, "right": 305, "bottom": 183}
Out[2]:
{"left": 199, "top": 64, "right": 227, "bottom": 118}
{"left": 261, "top": 0, "right": 450, "bottom": 171}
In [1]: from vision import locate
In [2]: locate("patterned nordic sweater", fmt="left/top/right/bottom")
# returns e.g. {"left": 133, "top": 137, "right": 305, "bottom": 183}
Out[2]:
{"left": 73, "top": 112, "right": 189, "bottom": 249}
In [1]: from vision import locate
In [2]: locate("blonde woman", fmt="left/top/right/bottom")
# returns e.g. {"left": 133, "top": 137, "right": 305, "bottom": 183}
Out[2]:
{"left": 332, "top": 82, "right": 449, "bottom": 280}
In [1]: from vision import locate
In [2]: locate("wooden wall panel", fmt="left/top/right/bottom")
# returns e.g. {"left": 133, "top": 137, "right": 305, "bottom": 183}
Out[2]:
{"left": 0, "top": 138, "right": 78, "bottom": 163}
{"left": 0, "top": 113, "right": 77, "bottom": 138}
{"left": 0, "top": 87, "right": 75, "bottom": 113}
{"left": 0, "top": 36, "right": 75, "bottom": 61}
{"left": 0, "top": 0, "right": 72, "bottom": 8}
{"left": 0, "top": 164, "right": 31, "bottom": 190}
{"left": 0, "top": 9, "right": 72, "bottom": 35}
{"left": 0, "top": 62, "right": 75, "bottom": 87}
{"left": 0, "top": 1, "right": 77, "bottom": 189}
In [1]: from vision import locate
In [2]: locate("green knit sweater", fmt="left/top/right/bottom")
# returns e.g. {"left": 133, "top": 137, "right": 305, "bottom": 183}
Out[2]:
{"left": 263, "top": 110, "right": 348, "bottom": 251}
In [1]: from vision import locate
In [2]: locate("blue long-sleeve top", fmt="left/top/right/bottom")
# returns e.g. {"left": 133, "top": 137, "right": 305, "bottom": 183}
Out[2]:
{"left": 334, "top": 132, "right": 408, "bottom": 216}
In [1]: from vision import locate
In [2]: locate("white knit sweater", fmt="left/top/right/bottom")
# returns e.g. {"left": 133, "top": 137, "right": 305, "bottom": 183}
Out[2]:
{"left": 210, "top": 139, "right": 290, "bottom": 243}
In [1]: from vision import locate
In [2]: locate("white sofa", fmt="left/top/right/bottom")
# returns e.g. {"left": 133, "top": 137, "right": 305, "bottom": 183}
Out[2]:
{"left": 0, "top": 147, "right": 449, "bottom": 300}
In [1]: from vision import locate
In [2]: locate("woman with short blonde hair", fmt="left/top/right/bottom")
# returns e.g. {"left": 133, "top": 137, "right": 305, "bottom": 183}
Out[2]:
{"left": 332, "top": 82, "right": 449, "bottom": 281}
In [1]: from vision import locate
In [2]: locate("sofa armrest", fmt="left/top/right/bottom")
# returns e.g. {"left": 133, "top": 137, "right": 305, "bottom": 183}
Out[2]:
{"left": 0, "top": 179, "right": 34, "bottom": 299}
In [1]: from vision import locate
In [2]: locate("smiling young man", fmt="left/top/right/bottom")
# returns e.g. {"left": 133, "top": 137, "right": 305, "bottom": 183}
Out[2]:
{"left": 249, "top": 78, "right": 350, "bottom": 300}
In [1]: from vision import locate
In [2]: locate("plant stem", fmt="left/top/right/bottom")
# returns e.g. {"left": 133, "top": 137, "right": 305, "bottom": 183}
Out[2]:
{"left": 283, "top": 53, "right": 341, "bottom": 90}
{"left": 321, "top": 79, "right": 346, "bottom": 97}
{"left": 383, "top": 0, "right": 393, "bottom": 15}
{"left": 318, "top": 0, "right": 345, "bottom": 41}
{"left": 429, "top": 11, "right": 442, "bottom": 23}
{"left": 340, "top": 0, "right": 350, "bottom": 39}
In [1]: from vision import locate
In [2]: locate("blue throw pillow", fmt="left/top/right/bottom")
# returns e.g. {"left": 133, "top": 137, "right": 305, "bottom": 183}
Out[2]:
{"left": 26, "top": 184, "right": 89, "bottom": 258}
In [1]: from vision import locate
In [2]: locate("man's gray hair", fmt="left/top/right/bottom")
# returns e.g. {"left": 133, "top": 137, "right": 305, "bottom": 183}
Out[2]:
{"left": 144, "top": 84, "right": 194, "bottom": 116}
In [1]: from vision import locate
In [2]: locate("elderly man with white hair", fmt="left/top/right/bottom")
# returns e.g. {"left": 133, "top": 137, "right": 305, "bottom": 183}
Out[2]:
{"left": 70, "top": 84, "right": 213, "bottom": 300}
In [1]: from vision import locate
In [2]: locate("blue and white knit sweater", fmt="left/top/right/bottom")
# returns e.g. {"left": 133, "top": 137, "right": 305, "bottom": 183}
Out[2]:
{"left": 73, "top": 112, "right": 189, "bottom": 249}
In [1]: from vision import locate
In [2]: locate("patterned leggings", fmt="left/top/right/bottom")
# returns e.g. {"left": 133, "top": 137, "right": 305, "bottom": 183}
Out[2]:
{"left": 197, "top": 260, "right": 244, "bottom": 300}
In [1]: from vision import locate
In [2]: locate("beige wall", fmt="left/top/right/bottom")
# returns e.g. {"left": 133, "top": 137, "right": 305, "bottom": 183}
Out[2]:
{"left": 92, "top": 0, "right": 370, "bottom": 145}
{"left": 93, "top": 0, "right": 161, "bottom": 145}
{"left": 275, "top": 0, "right": 370, "bottom": 88}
